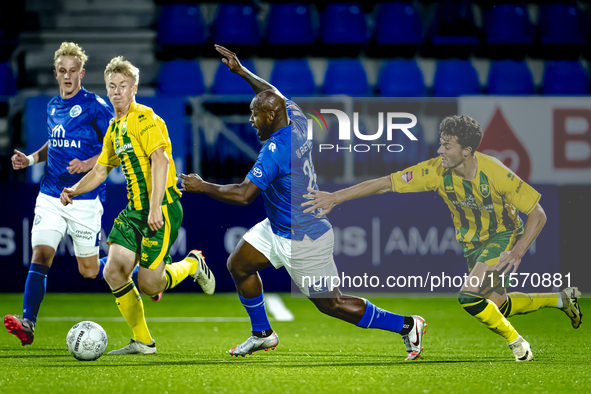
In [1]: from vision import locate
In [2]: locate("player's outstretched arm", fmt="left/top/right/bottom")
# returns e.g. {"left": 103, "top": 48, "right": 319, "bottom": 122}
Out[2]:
{"left": 302, "top": 175, "right": 393, "bottom": 218}
{"left": 494, "top": 203, "right": 547, "bottom": 275}
{"left": 215, "top": 44, "right": 285, "bottom": 97}
{"left": 11, "top": 142, "right": 49, "bottom": 170}
{"left": 67, "top": 154, "right": 100, "bottom": 174}
{"left": 180, "top": 173, "right": 262, "bottom": 206}
{"left": 60, "top": 163, "right": 110, "bottom": 206}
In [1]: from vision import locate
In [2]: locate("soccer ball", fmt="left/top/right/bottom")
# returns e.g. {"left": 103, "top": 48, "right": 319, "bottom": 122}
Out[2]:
{"left": 66, "top": 321, "right": 108, "bottom": 361}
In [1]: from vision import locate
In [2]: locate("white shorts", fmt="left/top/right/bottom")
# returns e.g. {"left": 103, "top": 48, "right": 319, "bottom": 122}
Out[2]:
{"left": 32, "top": 193, "right": 103, "bottom": 257}
{"left": 242, "top": 218, "right": 338, "bottom": 296}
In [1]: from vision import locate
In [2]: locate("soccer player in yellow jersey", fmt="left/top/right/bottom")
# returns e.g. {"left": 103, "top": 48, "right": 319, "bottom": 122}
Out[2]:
{"left": 302, "top": 115, "right": 582, "bottom": 362}
{"left": 60, "top": 56, "right": 215, "bottom": 355}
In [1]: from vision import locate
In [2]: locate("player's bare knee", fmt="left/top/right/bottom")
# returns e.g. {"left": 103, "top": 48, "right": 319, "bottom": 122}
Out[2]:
{"left": 31, "top": 246, "right": 55, "bottom": 267}
{"left": 79, "top": 265, "right": 99, "bottom": 279}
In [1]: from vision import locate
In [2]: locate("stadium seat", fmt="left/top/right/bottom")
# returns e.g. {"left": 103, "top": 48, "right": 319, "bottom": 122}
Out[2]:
{"left": 543, "top": 60, "right": 589, "bottom": 94}
{"left": 483, "top": 3, "right": 533, "bottom": 45}
{"left": 539, "top": 2, "right": 586, "bottom": 45}
{"left": 270, "top": 59, "right": 315, "bottom": 96}
{"left": 378, "top": 59, "right": 425, "bottom": 97}
{"left": 266, "top": 3, "right": 314, "bottom": 45}
{"left": 374, "top": 2, "right": 422, "bottom": 45}
{"left": 0, "top": 61, "right": 16, "bottom": 96}
{"left": 212, "top": 59, "right": 256, "bottom": 95}
{"left": 321, "top": 3, "right": 367, "bottom": 45}
{"left": 432, "top": 59, "right": 480, "bottom": 96}
{"left": 157, "top": 60, "right": 205, "bottom": 96}
{"left": 157, "top": 4, "right": 206, "bottom": 46}
{"left": 323, "top": 59, "right": 369, "bottom": 96}
{"left": 213, "top": 3, "right": 259, "bottom": 46}
{"left": 487, "top": 60, "right": 534, "bottom": 95}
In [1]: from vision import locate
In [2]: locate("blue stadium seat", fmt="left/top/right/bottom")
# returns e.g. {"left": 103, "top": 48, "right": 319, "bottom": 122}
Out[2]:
{"left": 487, "top": 60, "right": 534, "bottom": 95}
{"left": 0, "top": 61, "right": 16, "bottom": 96}
{"left": 427, "top": 0, "right": 479, "bottom": 46}
{"left": 483, "top": 3, "right": 533, "bottom": 45}
{"left": 375, "top": 2, "right": 422, "bottom": 45}
{"left": 212, "top": 59, "right": 256, "bottom": 95}
{"left": 378, "top": 59, "right": 425, "bottom": 96}
{"left": 323, "top": 59, "right": 369, "bottom": 95}
{"left": 543, "top": 60, "right": 589, "bottom": 94}
{"left": 266, "top": 3, "right": 314, "bottom": 45}
{"left": 157, "top": 60, "right": 205, "bottom": 96}
{"left": 271, "top": 60, "right": 315, "bottom": 96}
{"left": 539, "top": 2, "right": 586, "bottom": 45}
{"left": 157, "top": 4, "right": 206, "bottom": 46}
{"left": 321, "top": 3, "right": 367, "bottom": 44}
{"left": 433, "top": 59, "right": 480, "bottom": 96}
{"left": 213, "top": 3, "right": 259, "bottom": 46}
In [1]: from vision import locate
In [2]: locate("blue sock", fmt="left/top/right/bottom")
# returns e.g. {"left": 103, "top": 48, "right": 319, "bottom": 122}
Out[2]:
{"left": 97, "top": 257, "right": 107, "bottom": 280}
{"left": 23, "top": 263, "right": 50, "bottom": 324}
{"left": 131, "top": 264, "right": 139, "bottom": 287}
{"left": 356, "top": 300, "right": 404, "bottom": 333}
{"left": 239, "top": 292, "right": 272, "bottom": 332}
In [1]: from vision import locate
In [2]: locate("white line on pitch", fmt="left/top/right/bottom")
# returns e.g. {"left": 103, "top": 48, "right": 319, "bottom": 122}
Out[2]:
{"left": 265, "top": 293, "right": 294, "bottom": 321}
{"left": 42, "top": 317, "right": 263, "bottom": 323}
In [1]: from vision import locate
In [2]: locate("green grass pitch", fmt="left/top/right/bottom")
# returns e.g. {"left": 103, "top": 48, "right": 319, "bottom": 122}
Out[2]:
{"left": 1, "top": 293, "right": 589, "bottom": 393}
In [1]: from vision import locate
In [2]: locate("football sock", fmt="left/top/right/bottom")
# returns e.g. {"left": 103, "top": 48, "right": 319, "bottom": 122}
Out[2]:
{"left": 163, "top": 258, "right": 197, "bottom": 291}
{"left": 500, "top": 292, "right": 560, "bottom": 318}
{"left": 23, "top": 263, "right": 50, "bottom": 324}
{"left": 112, "top": 280, "right": 152, "bottom": 344}
{"left": 131, "top": 265, "right": 140, "bottom": 287}
{"left": 459, "top": 291, "right": 519, "bottom": 343}
{"left": 355, "top": 300, "right": 407, "bottom": 334}
{"left": 239, "top": 292, "right": 272, "bottom": 332}
{"left": 97, "top": 257, "right": 107, "bottom": 280}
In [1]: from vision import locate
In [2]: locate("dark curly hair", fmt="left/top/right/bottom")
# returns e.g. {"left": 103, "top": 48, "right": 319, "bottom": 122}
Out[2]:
{"left": 439, "top": 115, "right": 483, "bottom": 155}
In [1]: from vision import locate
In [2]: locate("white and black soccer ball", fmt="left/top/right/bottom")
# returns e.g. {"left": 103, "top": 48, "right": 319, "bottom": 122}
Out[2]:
{"left": 66, "top": 321, "right": 108, "bottom": 361}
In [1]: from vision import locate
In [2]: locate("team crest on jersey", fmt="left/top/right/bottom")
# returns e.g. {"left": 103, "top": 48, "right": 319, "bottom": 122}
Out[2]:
{"left": 252, "top": 167, "right": 263, "bottom": 178}
{"left": 122, "top": 120, "right": 128, "bottom": 135}
{"left": 479, "top": 184, "right": 491, "bottom": 198}
{"left": 34, "top": 215, "right": 42, "bottom": 225}
{"left": 70, "top": 105, "right": 82, "bottom": 118}
{"left": 401, "top": 171, "right": 413, "bottom": 183}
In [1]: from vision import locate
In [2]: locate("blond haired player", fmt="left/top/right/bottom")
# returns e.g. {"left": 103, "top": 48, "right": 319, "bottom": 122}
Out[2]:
{"left": 60, "top": 56, "right": 215, "bottom": 355}
{"left": 303, "top": 115, "right": 582, "bottom": 362}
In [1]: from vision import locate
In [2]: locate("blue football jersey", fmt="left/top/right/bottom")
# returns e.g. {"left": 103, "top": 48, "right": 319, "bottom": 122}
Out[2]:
{"left": 246, "top": 99, "right": 331, "bottom": 240}
{"left": 41, "top": 87, "right": 113, "bottom": 201}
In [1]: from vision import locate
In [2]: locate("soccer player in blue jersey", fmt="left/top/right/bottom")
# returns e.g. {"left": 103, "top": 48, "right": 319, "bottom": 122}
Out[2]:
{"left": 4, "top": 42, "right": 113, "bottom": 346}
{"left": 179, "top": 45, "right": 426, "bottom": 360}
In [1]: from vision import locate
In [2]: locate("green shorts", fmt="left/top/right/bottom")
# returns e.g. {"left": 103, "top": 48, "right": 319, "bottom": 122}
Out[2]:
{"left": 464, "top": 228, "right": 523, "bottom": 290}
{"left": 107, "top": 199, "right": 183, "bottom": 269}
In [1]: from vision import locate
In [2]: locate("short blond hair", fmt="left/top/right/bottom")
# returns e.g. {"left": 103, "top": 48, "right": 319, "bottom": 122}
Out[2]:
{"left": 104, "top": 56, "right": 140, "bottom": 86}
{"left": 54, "top": 42, "right": 88, "bottom": 69}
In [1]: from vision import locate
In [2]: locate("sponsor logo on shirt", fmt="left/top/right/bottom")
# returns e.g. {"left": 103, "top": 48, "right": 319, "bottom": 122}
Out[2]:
{"left": 445, "top": 185, "right": 455, "bottom": 193}
{"left": 252, "top": 167, "right": 263, "bottom": 178}
{"left": 401, "top": 171, "right": 413, "bottom": 183}
{"left": 50, "top": 124, "right": 82, "bottom": 148}
{"left": 70, "top": 105, "right": 82, "bottom": 118}
{"left": 115, "top": 142, "right": 133, "bottom": 156}
{"left": 141, "top": 123, "right": 155, "bottom": 136}
{"left": 269, "top": 142, "right": 276, "bottom": 152}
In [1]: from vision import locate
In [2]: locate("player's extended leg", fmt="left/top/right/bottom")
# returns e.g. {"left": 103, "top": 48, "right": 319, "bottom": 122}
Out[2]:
{"left": 4, "top": 244, "right": 56, "bottom": 346}
{"left": 227, "top": 238, "right": 277, "bottom": 357}
{"left": 103, "top": 244, "right": 155, "bottom": 355}
{"left": 308, "top": 288, "right": 426, "bottom": 360}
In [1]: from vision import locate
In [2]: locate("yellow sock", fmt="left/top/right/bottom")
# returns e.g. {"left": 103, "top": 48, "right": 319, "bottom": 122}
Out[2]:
{"left": 504, "top": 292, "right": 559, "bottom": 318}
{"left": 113, "top": 281, "right": 152, "bottom": 344}
{"left": 164, "top": 258, "right": 197, "bottom": 291}
{"left": 459, "top": 291, "right": 519, "bottom": 343}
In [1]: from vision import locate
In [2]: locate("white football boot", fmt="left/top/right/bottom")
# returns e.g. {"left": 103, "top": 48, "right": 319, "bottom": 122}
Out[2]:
{"left": 187, "top": 250, "right": 216, "bottom": 295}
{"left": 401, "top": 315, "right": 427, "bottom": 360}
{"left": 229, "top": 331, "right": 279, "bottom": 357}
{"left": 508, "top": 335, "right": 533, "bottom": 361}
{"left": 108, "top": 339, "right": 156, "bottom": 355}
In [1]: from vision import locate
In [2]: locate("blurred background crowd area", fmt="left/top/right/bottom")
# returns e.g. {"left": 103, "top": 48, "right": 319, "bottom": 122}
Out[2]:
{"left": 0, "top": 0, "right": 590, "bottom": 185}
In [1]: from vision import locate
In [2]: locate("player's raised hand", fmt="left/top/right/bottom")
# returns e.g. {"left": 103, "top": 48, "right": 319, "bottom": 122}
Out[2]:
{"left": 215, "top": 44, "right": 242, "bottom": 74}
{"left": 301, "top": 187, "right": 336, "bottom": 218}
{"left": 179, "top": 173, "right": 204, "bottom": 193}
{"left": 148, "top": 207, "right": 164, "bottom": 232}
{"left": 11, "top": 149, "right": 30, "bottom": 170}
{"left": 60, "top": 187, "right": 75, "bottom": 206}
{"left": 494, "top": 250, "right": 523, "bottom": 275}
{"left": 67, "top": 158, "right": 89, "bottom": 174}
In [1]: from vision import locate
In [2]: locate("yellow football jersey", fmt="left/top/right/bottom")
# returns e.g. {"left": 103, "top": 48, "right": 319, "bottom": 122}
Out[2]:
{"left": 390, "top": 152, "right": 541, "bottom": 250}
{"left": 97, "top": 101, "right": 181, "bottom": 210}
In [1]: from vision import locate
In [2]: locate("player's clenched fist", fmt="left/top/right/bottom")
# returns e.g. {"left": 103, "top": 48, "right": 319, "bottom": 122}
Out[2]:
{"left": 179, "top": 173, "right": 204, "bottom": 193}
{"left": 60, "top": 187, "right": 75, "bottom": 206}
{"left": 11, "top": 149, "right": 30, "bottom": 170}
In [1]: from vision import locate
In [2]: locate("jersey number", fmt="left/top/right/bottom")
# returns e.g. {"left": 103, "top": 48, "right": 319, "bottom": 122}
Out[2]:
{"left": 303, "top": 151, "right": 318, "bottom": 191}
